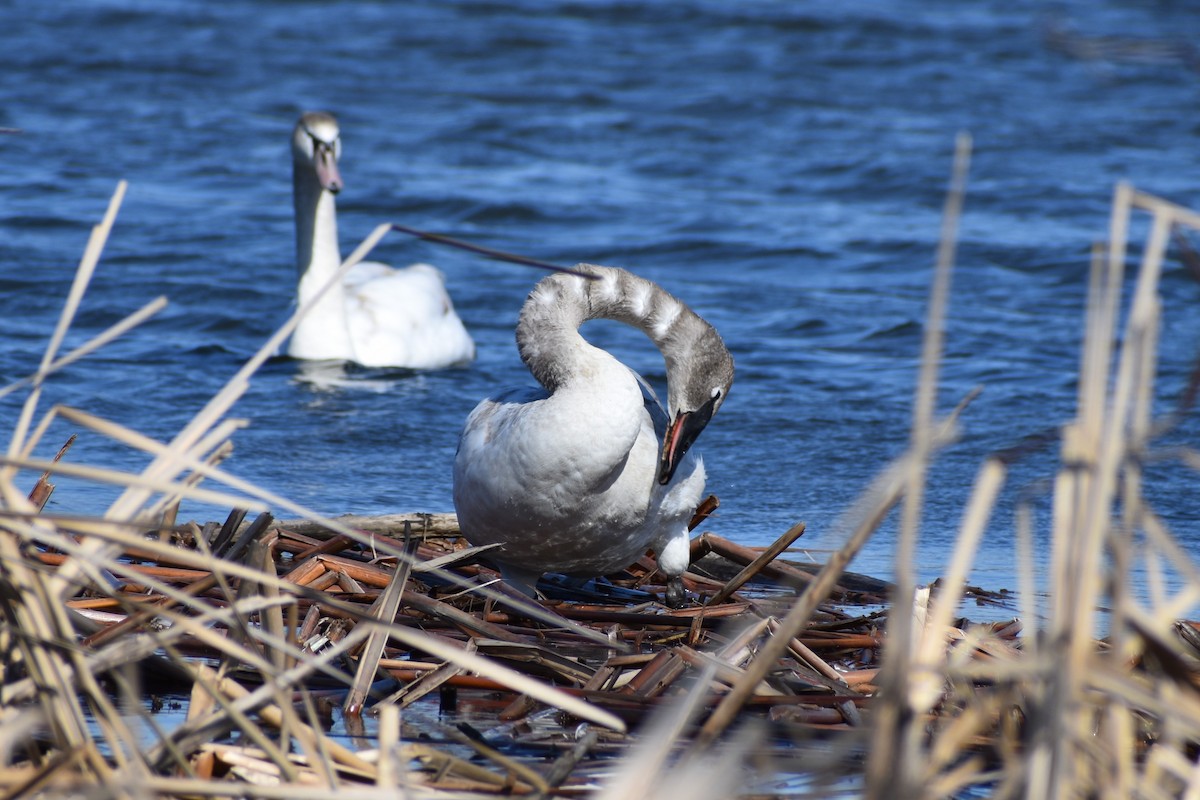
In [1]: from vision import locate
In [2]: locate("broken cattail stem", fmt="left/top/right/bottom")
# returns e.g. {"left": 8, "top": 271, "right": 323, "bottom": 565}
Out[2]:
{"left": 694, "top": 533, "right": 829, "bottom": 593}
{"left": 688, "top": 494, "right": 720, "bottom": 531}
{"left": 706, "top": 521, "right": 807, "bottom": 606}
{"left": 26, "top": 434, "right": 76, "bottom": 512}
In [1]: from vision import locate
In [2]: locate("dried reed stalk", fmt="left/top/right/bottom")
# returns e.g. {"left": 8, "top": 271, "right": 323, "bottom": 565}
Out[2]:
{"left": 865, "top": 131, "right": 972, "bottom": 799}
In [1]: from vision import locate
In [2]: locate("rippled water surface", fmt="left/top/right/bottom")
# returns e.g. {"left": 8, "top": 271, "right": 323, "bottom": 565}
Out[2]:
{"left": 4, "top": 0, "right": 1200, "bottom": 591}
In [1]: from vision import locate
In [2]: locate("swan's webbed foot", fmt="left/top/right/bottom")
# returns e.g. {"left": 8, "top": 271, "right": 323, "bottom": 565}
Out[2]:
{"left": 665, "top": 577, "right": 686, "bottom": 608}
{"left": 498, "top": 563, "right": 543, "bottom": 599}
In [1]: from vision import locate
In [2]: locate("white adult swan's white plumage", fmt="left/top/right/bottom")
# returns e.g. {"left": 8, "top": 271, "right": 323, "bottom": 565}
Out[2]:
{"left": 288, "top": 111, "right": 474, "bottom": 369}
{"left": 453, "top": 265, "right": 734, "bottom": 605}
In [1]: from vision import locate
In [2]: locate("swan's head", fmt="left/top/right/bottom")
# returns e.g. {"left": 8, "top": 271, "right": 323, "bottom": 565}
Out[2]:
{"left": 659, "top": 325, "right": 734, "bottom": 485}
{"left": 292, "top": 111, "right": 343, "bottom": 194}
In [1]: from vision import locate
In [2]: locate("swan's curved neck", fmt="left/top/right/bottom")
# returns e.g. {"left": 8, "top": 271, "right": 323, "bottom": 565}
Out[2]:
{"left": 291, "top": 163, "right": 352, "bottom": 358}
{"left": 516, "top": 267, "right": 707, "bottom": 404}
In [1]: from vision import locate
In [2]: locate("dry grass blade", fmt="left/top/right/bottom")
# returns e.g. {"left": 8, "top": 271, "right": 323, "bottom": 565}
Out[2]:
{"left": 0, "top": 180, "right": 142, "bottom": 599}
{"left": 344, "top": 525, "right": 417, "bottom": 716}
{"left": 36, "top": 224, "right": 399, "bottom": 601}
{"left": 5, "top": 181, "right": 127, "bottom": 464}
{"left": 910, "top": 456, "right": 1006, "bottom": 710}
{"left": 866, "top": 131, "right": 972, "bottom": 800}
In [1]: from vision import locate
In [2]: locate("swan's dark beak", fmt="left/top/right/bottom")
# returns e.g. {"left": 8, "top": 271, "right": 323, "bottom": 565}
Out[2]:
{"left": 658, "top": 396, "right": 717, "bottom": 485}
{"left": 314, "top": 143, "right": 343, "bottom": 194}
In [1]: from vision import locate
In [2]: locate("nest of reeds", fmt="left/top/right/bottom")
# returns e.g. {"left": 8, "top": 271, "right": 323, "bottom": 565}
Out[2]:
{"left": 4, "top": 140, "right": 1200, "bottom": 799}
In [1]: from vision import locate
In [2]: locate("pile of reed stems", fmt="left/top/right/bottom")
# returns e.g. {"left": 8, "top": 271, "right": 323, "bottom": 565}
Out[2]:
{"left": 2, "top": 144, "right": 1200, "bottom": 799}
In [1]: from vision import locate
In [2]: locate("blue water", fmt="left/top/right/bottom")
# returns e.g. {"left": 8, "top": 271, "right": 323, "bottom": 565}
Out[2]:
{"left": 3, "top": 0, "right": 1200, "bottom": 593}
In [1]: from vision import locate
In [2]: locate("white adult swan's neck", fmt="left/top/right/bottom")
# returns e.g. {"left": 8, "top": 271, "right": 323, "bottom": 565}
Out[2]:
{"left": 290, "top": 164, "right": 353, "bottom": 360}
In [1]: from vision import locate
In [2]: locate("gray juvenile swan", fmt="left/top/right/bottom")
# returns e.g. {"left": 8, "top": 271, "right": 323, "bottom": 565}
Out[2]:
{"left": 452, "top": 265, "right": 734, "bottom": 605}
{"left": 288, "top": 111, "right": 474, "bottom": 369}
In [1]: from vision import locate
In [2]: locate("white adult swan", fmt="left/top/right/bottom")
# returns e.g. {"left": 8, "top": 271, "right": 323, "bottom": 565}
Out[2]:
{"left": 288, "top": 111, "right": 475, "bottom": 369}
{"left": 453, "top": 266, "right": 734, "bottom": 606}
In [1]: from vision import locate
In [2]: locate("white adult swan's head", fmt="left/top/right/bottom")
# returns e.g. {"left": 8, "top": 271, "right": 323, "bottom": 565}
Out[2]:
{"left": 287, "top": 111, "right": 474, "bottom": 370}
{"left": 454, "top": 265, "right": 733, "bottom": 606}
{"left": 293, "top": 111, "right": 343, "bottom": 195}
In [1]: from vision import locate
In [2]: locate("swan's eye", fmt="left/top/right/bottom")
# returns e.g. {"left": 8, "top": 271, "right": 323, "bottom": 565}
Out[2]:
{"left": 303, "top": 128, "right": 339, "bottom": 157}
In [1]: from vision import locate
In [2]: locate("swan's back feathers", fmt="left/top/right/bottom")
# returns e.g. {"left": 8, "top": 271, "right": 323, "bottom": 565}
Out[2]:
{"left": 344, "top": 261, "right": 474, "bottom": 369}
